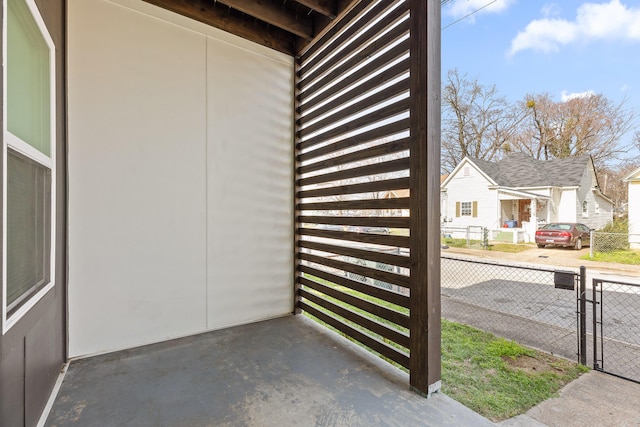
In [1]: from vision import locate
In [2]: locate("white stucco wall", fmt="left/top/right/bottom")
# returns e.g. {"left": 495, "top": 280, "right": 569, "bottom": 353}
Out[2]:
{"left": 68, "top": 0, "right": 294, "bottom": 357}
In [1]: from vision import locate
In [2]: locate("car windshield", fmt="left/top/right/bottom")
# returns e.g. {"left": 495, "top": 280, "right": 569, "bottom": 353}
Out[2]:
{"left": 542, "top": 224, "right": 572, "bottom": 231}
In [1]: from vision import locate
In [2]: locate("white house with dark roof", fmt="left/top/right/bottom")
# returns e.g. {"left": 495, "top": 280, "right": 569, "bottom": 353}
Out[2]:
{"left": 441, "top": 153, "right": 614, "bottom": 243}
{"left": 624, "top": 167, "right": 640, "bottom": 249}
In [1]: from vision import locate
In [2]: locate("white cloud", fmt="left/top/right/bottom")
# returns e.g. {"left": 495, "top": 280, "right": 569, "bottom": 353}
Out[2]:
{"left": 620, "top": 84, "right": 629, "bottom": 92}
{"left": 541, "top": 3, "right": 561, "bottom": 18}
{"left": 446, "top": 0, "right": 515, "bottom": 22}
{"left": 509, "top": 0, "right": 640, "bottom": 55}
{"left": 560, "top": 90, "right": 596, "bottom": 101}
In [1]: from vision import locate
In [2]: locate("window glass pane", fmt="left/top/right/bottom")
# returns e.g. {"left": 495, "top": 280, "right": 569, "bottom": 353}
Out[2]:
{"left": 6, "top": 150, "right": 52, "bottom": 312}
{"left": 7, "top": 0, "right": 51, "bottom": 156}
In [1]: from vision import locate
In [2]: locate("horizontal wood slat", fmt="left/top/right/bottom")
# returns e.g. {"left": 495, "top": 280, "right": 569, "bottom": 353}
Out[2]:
{"left": 298, "top": 197, "right": 410, "bottom": 212}
{"left": 298, "top": 45, "right": 409, "bottom": 110}
{"left": 299, "top": 301, "right": 410, "bottom": 368}
{"left": 299, "top": 277, "right": 409, "bottom": 328}
{"left": 299, "top": 2, "right": 409, "bottom": 87}
{"left": 298, "top": 19, "right": 409, "bottom": 95}
{"left": 298, "top": 215, "right": 411, "bottom": 229}
{"left": 299, "top": 240, "right": 411, "bottom": 268}
{"left": 299, "top": 227, "right": 411, "bottom": 248}
{"left": 298, "top": 78, "right": 409, "bottom": 131}
{"left": 299, "top": 252, "right": 410, "bottom": 288}
{"left": 298, "top": 177, "right": 409, "bottom": 199}
{"left": 297, "top": 118, "right": 409, "bottom": 161}
{"left": 297, "top": 99, "right": 409, "bottom": 150}
{"left": 298, "top": 264, "right": 409, "bottom": 308}
{"left": 299, "top": 137, "right": 410, "bottom": 176}
{"left": 298, "top": 62, "right": 409, "bottom": 127}
{"left": 298, "top": 157, "right": 409, "bottom": 187}
{"left": 299, "top": 288, "right": 410, "bottom": 348}
{"left": 298, "top": 0, "right": 371, "bottom": 63}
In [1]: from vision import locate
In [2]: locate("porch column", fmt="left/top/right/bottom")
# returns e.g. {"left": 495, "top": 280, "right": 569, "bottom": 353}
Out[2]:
{"left": 409, "top": 0, "right": 441, "bottom": 395}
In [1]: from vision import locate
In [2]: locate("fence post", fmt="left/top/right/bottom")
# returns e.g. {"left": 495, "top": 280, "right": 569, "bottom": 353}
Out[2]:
{"left": 589, "top": 231, "right": 593, "bottom": 258}
{"left": 579, "top": 265, "right": 587, "bottom": 365}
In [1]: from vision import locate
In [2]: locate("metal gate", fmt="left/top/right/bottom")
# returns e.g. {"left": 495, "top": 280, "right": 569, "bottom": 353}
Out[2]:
{"left": 592, "top": 278, "right": 640, "bottom": 384}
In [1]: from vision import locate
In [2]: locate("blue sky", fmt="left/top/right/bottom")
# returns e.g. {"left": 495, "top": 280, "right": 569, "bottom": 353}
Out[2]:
{"left": 441, "top": 0, "right": 640, "bottom": 162}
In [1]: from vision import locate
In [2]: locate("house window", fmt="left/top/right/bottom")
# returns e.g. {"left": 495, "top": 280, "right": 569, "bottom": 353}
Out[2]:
{"left": 460, "top": 202, "right": 472, "bottom": 216}
{"left": 456, "top": 201, "right": 477, "bottom": 217}
{"left": 595, "top": 202, "right": 600, "bottom": 214}
{"left": 3, "top": 0, "right": 56, "bottom": 331}
{"left": 582, "top": 200, "right": 588, "bottom": 217}
{"left": 463, "top": 166, "right": 470, "bottom": 177}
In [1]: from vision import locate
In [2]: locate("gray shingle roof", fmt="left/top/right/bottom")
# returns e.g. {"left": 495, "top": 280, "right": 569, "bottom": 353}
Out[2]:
{"left": 471, "top": 153, "right": 592, "bottom": 187}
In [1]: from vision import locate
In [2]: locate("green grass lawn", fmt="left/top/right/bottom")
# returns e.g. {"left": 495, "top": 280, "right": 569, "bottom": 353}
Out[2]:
{"left": 486, "top": 243, "right": 533, "bottom": 253}
{"left": 441, "top": 320, "right": 587, "bottom": 421}
{"left": 302, "top": 275, "right": 587, "bottom": 421}
{"left": 581, "top": 250, "right": 640, "bottom": 265}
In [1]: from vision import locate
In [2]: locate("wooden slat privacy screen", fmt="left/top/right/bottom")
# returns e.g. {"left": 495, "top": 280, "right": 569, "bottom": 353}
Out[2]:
{"left": 295, "top": 0, "right": 441, "bottom": 394}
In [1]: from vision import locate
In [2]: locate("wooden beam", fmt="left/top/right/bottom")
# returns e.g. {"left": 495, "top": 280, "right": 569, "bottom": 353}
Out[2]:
{"left": 409, "top": 0, "right": 441, "bottom": 396}
{"left": 216, "top": 0, "right": 314, "bottom": 39}
{"left": 142, "top": 0, "right": 297, "bottom": 55}
{"left": 296, "top": 0, "right": 335, "bottom": 18}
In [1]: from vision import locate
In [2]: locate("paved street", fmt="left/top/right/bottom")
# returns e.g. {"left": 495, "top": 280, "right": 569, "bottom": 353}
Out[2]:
{"left": 440, "top": 250, "right": 640, "bottom": 381}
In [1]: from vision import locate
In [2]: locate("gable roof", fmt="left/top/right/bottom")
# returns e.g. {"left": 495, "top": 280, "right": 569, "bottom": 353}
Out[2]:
{"left": 470, "top": 153, "right": 592, "bottom": 188}
{"left": 624, "top": 167, "right": 640, "bottom": 182}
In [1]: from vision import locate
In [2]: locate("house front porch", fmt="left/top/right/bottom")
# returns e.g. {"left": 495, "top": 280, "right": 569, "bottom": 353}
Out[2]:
{"left": 44, "top": 316, "right": 492, "bottom": 427}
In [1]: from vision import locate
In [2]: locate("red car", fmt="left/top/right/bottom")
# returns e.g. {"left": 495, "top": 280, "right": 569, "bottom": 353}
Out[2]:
{"left": 535, "top": 223, "right": 592, "bottom": 250}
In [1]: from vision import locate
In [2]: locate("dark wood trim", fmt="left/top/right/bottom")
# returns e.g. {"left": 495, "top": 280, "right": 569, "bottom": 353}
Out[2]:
{"left": 298, "top": 215, "right": 410, "bottom": 229}
{"left": 298, "top": 265, "right": 409, "bottom": 308}
{"left": 297, "top": 118, "right": 409, "bottom": 162}
{"left": 298, "top": 139, "right": 410, "bottom": 176}
{"left": 299, "top": 302, "right": 410, "bottom": 368}
{"left": 296, "top": 98, "right": 409, "bottom": 150}
{"left": 299, "top": 227, "right": 410, "bottom": 248}
{"left": 296, "top": 0, "right": 335, "bottom": 18}
{"left": 299, "top": 277, "right": 409, "bottom": 327}
{"left": 298, "top": 80, "right": 409, "bottom": 137}
{"left": 297, "top": 157, "right": 409, "bottom": 187}
{"left": 298, "top": 0, "right": 370, "bottom": 62}
{"left": 299, "top": 252, "right": 410, "bottom": 288}
{"left": 298, "top": 240, "right": 411, "bottom": 268}
{"left": 298, "top": 177, "right": 409, "bottom": 199}
{"left": 299, "top": 289, "right": 410, "bottom": 348}
{"left": 298, "top": 2, "right": 408, "bottom": 83}
{"left": 408, "top": 0, "right": 441, "bottom": 395}
{"left": 142, "top": 0, "right": 297, "bottom": 55}
{"left": 216, "top": 0, "right": 314, "bottom": 39}
{"left": 298, "top": 197, "right": 410, "bottom": 212}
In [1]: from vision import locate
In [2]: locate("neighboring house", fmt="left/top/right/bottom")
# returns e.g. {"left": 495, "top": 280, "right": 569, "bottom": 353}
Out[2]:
{"left": 624, "top": 167, "right": 640, "bottom": 249}
{"left": 441, "top": 153, "right": 614, "bottom": 242}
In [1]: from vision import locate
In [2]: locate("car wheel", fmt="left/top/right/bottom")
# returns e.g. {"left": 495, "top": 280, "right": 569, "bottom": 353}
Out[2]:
{"left": 574, "top": 238, "right": 582, "bottom": 250}
{"left": 537, "top": 244, "right": 545, "bottom": 248}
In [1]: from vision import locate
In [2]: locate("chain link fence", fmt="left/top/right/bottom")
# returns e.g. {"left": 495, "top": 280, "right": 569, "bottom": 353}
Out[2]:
{"left": 441, "top": 255, "right": 580, "bottom": 361}
{"left": 593, "top": 278, "right": 640, "bottom": 383}
{"left": 589, "top": 231, "right": 637, "bottom": 257}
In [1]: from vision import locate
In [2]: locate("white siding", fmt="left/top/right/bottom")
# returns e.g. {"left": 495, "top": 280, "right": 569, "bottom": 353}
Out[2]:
{"left": 68, "top": 0, "right": 293, "bottom": 357}
{"left": 442, "top": 162, "right": 499, "bottom": 230}
{"left": 629, "top": 180, "right": 640, "bottom": 248}
{"left": 558, "top": 189, "right": 578, "bottom": 223}
{"left": 574, "top": 165, "right": 613, "bottom": 229}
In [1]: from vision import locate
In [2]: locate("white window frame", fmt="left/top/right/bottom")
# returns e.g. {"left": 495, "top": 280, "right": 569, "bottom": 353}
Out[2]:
{"left": 582, "top": 200, "right": 588, "bottom": 218}
{"left": 2, "top": 0, "right": 56, "bottom": 333}
{"left": 460, "top": 201, "right": 472, "bottom": 216}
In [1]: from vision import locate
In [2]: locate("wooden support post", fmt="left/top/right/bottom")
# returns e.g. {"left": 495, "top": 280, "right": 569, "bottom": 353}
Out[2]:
{"left": 409, "top": 0, "right": 441, "bottom": 396}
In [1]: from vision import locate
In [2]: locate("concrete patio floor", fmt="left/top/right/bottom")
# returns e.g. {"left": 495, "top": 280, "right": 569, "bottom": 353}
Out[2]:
{"left": 44, "top": 315, "right": 493, "bottom": 426}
